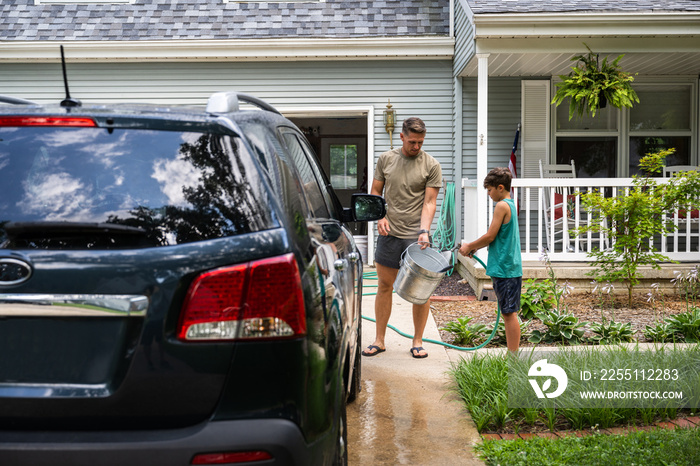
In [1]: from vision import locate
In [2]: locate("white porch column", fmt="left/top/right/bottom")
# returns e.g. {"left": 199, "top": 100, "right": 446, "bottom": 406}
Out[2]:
{"left": 454, "top": 76, "right": 463, "bottom": 242}
{"left": 476, "top": 53, "right": 490, "bottom": 241}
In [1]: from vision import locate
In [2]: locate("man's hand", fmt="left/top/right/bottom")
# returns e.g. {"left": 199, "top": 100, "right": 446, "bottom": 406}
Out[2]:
{"left": 418, "top": 232, "right": 430, "bottom": 249}
{"left": 377, "top": 218, "right": 390, "bottom": 236}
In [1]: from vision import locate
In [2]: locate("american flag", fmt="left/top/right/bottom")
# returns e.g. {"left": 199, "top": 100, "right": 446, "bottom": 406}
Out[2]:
{"left": 509, "top": 124, "right": 521, "bottom": 214}
{"left": 509, "top": 123, "right": 520, "bottom": 179}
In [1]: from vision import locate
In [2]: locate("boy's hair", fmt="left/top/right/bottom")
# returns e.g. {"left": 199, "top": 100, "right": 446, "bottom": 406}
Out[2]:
{"left": 402, "top": 117, "right": 426, "bottom": 136}
{"left": 484, "top": 167, "right": 512, "bottom": 191}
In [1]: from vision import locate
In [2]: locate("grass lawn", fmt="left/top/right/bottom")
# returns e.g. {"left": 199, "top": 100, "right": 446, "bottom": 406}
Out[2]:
{"left": 475, "top": 427, "right": 700, "bottom": 466}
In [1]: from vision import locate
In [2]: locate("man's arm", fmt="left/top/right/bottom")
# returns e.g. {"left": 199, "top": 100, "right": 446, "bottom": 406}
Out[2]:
{"left": 418, "top": 186, "right": 440, "bottom": 247}
{"left": 459, "top": 200, "right": 509, "bottom": 256}
{"left": 371, "top": 179, "right": 391, "bottom": 236}
{"left": 370, "top": 178, "right": 384, "bottom": 197}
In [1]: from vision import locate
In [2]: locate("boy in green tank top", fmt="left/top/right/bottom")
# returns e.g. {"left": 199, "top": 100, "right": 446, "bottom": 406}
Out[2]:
{"left": 458, "top": 167, "right": 522, "bottom": 354}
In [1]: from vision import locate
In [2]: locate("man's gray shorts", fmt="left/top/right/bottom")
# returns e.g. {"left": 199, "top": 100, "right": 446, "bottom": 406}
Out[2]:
{"left": 374, "top": 235, "right": 421, "bottom": 270}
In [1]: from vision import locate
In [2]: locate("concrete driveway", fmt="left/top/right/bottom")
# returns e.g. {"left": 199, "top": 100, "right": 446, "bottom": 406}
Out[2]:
{"left": 347, "top": 271, "right": 485, "bottom": 465}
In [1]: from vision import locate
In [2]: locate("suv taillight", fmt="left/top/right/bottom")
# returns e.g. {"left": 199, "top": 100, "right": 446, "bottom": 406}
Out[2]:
{"left": 177, "top": 253, "right": 306, "bottom": 341}
{"left": 0, "top": 116, "right": 97, "bottom": 127}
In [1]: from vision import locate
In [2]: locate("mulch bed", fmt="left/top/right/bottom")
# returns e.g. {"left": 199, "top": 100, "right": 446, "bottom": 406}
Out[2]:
{"left": 430, "top": 274, "right": 695, "bottom": 347}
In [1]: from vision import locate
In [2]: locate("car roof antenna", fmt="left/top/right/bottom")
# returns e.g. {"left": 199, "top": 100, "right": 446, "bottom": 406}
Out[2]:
{"left": 59, "top": 45, "right": 81, "bottom": 108}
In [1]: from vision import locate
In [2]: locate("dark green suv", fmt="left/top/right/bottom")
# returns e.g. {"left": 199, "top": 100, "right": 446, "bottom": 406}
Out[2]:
{"left": 0, "top": 92, "right": 385, "bottom": 465}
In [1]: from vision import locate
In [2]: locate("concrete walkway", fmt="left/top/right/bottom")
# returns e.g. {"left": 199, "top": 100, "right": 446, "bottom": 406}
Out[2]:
{"left": 347, "top": 273, "right": 485, "bottom": 465}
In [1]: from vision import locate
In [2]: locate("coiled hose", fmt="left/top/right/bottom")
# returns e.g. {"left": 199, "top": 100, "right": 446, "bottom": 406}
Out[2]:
{"left": 432, "top": 181, "right": 457, "bottom": 276}
{"left": 361, "top": 254, "right": 501, "bottom": 351}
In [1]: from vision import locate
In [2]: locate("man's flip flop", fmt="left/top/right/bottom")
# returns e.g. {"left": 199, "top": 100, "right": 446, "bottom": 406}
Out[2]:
{"left": 410, "top": 347, "right": 428, "bottom": 359}
{"left": 362, "top": 345, "right": 386, "bottom": 357}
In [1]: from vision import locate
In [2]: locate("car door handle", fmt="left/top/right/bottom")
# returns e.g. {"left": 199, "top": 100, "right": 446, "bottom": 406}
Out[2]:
{"left": 347, "top": 252, "right": 360, "bottom": 262}
{"left": 334, "top": 259, "right": 347, "bottom": 271}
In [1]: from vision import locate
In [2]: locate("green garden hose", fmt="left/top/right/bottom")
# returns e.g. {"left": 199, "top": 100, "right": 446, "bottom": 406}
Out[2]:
{"left": 433, "top": 181, "right": 457, "bottom": 276}
{"left": 361, "top": 254, "right": 501, "bottom": 351}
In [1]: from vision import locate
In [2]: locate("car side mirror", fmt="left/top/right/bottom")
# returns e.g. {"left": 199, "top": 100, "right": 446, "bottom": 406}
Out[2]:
{"left": 343, "top": 194, "right": 386, "bottom": 222}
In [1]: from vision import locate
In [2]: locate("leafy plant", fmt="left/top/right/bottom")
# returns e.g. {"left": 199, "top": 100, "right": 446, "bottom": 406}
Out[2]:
{"left": 543, "top": 407, "right": 558, "bottom": 432}
{"left": 551, "top": 43, "right": 639, "bottom": 120}
{"left": 588, "top": 318, "right": 634, "bottom": 344}
{"left": 441, "top": 316, "right": 489, "bottom": 347}
{"left": 577, "top": 148, "right": 700, "bottom": 305}
{"left": 643, "top": 321, "right": 678, "bottom": 343}
{"left": 528, "top": 308, "right": 588, "bottom": 345}
{"left": 667, "top": 307, "right": 700, "bottom": 342}
{"left": 520, "top": 278, "right": 555, "bottom": 320}
{"left": 449, "top": 353, "right": 510, "bottom": 433}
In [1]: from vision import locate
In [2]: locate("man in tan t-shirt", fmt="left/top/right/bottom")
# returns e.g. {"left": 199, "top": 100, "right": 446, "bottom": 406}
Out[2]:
{"left": 362, "top": 117, "right": 442, "bottom": 359}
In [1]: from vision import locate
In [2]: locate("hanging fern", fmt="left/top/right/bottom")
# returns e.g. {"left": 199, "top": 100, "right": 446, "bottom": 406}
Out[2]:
{"left": 551, "top": 44, "right": 640, "bottom": 120}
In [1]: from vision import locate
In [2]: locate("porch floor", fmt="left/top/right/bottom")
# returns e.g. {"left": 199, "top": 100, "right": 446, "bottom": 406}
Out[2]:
{"left": 456, "top": 255, "right": 695, "bottom": 300}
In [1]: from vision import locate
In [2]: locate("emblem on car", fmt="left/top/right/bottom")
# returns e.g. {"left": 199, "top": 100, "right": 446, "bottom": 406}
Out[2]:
{"left": 0, "top": 258, "right": 33, "bottom": 286}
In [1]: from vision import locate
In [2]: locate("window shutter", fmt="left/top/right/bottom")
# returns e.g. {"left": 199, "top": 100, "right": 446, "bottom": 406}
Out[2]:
{"left": 521, "top": 80, "right": 550, "bottom": 178}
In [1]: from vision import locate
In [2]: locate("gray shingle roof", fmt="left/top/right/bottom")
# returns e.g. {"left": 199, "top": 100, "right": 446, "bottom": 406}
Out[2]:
{"left": 0, "top": 0, "right": 450, "bottom": 41}
{"left": 468, "top": 0, "right": 700, "bottom": 14}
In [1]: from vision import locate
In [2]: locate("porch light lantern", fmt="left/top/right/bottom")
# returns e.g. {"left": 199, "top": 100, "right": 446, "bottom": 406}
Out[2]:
{"left": 383, "top": 99, "right": 396, "bottom": 149}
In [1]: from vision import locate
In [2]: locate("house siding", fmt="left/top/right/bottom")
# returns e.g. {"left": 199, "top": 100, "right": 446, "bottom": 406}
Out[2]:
{"left": 453, "top": 0, "right": 474, "bottom": 78}
{"left": 461, "top": 77, "right": 522, "bottom": 181}
{"left": 1, "top": 59, "right": 454, "bottom": 223}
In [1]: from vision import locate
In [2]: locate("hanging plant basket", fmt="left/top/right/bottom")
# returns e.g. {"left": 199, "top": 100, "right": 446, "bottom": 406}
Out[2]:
{"left": 551, "top": 44, "right": 639, "bottom": 120}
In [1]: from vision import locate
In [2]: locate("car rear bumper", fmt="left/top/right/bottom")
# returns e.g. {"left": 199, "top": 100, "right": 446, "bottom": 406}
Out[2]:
{"left": 0, "top": 419, "right": 312, "bottom": 466}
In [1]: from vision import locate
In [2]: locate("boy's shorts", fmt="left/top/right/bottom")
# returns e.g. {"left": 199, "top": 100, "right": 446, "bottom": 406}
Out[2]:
{"left": 492, "top": 276, "right": 522, "bottom": 315}
{"left": 374, "top": 235, "right": 421, "bottom": 270}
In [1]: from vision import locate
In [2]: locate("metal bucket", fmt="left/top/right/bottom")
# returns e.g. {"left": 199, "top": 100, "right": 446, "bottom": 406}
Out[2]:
{"left": 393, "top": 243, "right": 451, "bottom": 305}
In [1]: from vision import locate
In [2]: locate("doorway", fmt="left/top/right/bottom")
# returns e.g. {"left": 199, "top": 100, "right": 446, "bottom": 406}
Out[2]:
{"left": 288, "top": 115, "right": 369, "bottom": 235}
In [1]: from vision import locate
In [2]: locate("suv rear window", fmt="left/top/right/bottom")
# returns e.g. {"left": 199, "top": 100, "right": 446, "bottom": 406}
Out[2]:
{"left": 0, "top": 126, "right": 276, "bottom": 249}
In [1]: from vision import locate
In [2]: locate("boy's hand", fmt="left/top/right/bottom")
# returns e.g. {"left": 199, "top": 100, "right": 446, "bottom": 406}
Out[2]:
{"left": 458, "top": 242, "right": 476, "bottom": 257}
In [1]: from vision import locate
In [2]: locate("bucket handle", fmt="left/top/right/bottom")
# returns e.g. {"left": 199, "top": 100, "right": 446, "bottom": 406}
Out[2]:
{"left": 400, "top": 240, "right": 435, "bottom": 265}
{"left": 401, "top": 242, "right": 459, "bottom": 273}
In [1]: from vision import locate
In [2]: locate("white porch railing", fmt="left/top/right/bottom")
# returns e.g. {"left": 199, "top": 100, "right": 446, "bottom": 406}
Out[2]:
{"left": 463, "top": 178, "right": 700, "bottom": 263}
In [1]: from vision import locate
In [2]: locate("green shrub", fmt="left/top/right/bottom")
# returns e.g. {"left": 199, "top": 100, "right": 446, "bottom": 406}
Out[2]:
{"left": 667, "top": 307, "right": 700, "bottom": 342}
{"left": 588, "top": 319, "right": 635, "bottom": 344}
{"left": 441, "top": 316, "right": 489, "bottom": 347}
{"left": 520, "top": 279, "right": 555, "bottom": 320}
{"left": 643, "top": 321, "right": 678, "bottom": 343}
{"left": 577, "top": 148, "right": 700, "bottom": 305}
{"left": 529, "top": 308, "right": 588, "bottom": 345}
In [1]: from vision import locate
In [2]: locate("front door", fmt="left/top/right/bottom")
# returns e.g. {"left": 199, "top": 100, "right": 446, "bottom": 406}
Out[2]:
{"left": 288, "top": 116, "right": 368, "bottom": 235}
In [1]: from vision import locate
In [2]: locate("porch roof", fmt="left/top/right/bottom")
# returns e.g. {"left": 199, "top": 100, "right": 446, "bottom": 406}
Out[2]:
{"left": 460, "top": 5, "right": 700, "bottom": 77}
{"left": 468, "top": 0, "right": 700, "bottom": 14}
